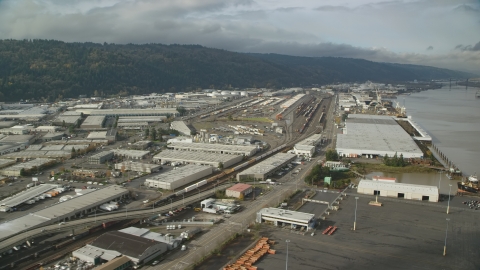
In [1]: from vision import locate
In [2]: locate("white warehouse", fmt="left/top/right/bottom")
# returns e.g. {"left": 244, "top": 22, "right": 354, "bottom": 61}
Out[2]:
{"left": 144, "top": 165, "right": 212, "bottom": 190}
{"left": 336, "top": 114, "right": 423, "bottom": 159}
{"left": 168, "top": 142, "right": 258, "bottom": 156}
{"left": 357, "top": 180, "right": 438, "bottom": 202}
{"left": 153, "top": 150, "right": 243, "bottom": 168}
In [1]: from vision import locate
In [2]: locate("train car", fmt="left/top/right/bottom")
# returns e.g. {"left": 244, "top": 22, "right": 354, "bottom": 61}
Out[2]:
{"left": 175, "top": 189, "right": 186, "bottom": 196}
{"left": 73, "top": 230, "right": 90, "bottom": 241}
{"left": 55, "top": 238, "right": 74, "bottom": 249}
{"left": 197, "top": 180, "right": 208, "bottom": 188}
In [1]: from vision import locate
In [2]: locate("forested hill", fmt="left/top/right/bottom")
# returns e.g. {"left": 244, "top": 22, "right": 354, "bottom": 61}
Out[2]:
{"left": 0, "top": 40, "right": 470, "bottom": 101}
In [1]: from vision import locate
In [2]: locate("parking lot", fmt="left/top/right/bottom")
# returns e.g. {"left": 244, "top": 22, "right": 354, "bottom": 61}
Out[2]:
{"left": 255, "top": 195, "right": 480, "bottom": 270}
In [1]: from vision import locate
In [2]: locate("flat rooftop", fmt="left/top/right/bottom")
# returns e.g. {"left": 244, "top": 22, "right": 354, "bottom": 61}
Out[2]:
{"left": 258, "top": 207, "right": 314, "bottom": 222}
{"left": 359, "top": 180, "right": 438, "bottom": 196}
{"left": 227, "top": 183, "right": 252, "bottom": 192}
{"left": 238, "top": 153, "right": 296, "bottom": 176}
{"left": 81, "top": 116, "right": 106, "bottom": 127}
{"left": 153, "top": 150, "right": 241, "bottom": 163}
{"left": 2, "top": 158, "right": 55, "bottom": 171}
{"left": 0, "top": 184, "right": 57, "bottom": 207}
{"left": 146, "top": 165, "right": 212, "bottom": 183}
{"left": 336, "top": 114, "right": 423, "bottom": 157}
{"left": 296, "top": 134, "right": 322, "bottom": 146}
{"left": 90, "top": 151, "right": 114, "bottom": 158}
{"left": 0, "top": 185, "right": 128, "bottom": 240}
{"left": 112, "top": 149, "right": 149, "bottom": 158}
{"left": 168, "top": 142, "right": 257, "bottom": 154}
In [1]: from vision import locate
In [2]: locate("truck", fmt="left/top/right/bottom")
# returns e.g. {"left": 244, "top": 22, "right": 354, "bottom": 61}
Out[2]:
{"left": 202, "top": 208, "right": 217, "bottom": 214}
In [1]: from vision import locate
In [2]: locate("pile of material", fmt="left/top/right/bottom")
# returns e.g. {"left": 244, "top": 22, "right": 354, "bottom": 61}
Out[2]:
{"left": 223, "top": 237, "right": 275, "bottom": 270}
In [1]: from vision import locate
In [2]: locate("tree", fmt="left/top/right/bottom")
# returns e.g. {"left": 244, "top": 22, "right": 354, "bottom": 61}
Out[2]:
{"left": 325, "top": 149, "right": 339, "bottom": 161}
{"left": 218, "top": 162, "right": 224, "bottom": 170}
{"left": 150, "top": 128, "right": 157, "bottom": 141}
{"left": 228, "top": 114, "right": 233, "bottom": 121}
{"left": 177, "top": 106, "right": 187, "bottom": 116}
{"left": 62, "top": 120, "right": 66, "bottom": 128}
{"left": 20, "top": 168, "right": 26, "bottom": 177}
{"left": 144, "top": 128, "right": 150, "bottom": 138}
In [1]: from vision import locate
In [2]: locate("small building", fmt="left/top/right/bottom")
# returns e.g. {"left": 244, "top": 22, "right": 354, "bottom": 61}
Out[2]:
{"left": 0, "top": 125, "right": 30, "bottom": 135}
{"left": 153, "top": 150, "right": 243, "bottom": 168}
{"left": 293, "top": 145, "right": 315, "bottom": 157}
{"left": 87, "top": 131, "right": 108, "bottom": 140}
{"left": 0, "top": 158, "right": 56, "bottom": 176}
{"left": 275, "top": 127, "right": 283, "bottom": 134}
{"left": 35, "top": 126, "right": 59, "bottom": 133}
{"left": 72, "top": 244, "right": 122, "bottom": 265}
{"left": 106, "top": 129, "right": 117, "bottom": 142}
{"left": 131, "top": 140, "right": 152, "bottom": 150}
{"left": 323, "top": 161, "right": 349, "bottom": 171}
{"left": 88, "top": 151, "right": 114, "bottom": 164}
{"left": 256, "top": 208, "right": 316, "bottom": 231}
{"left": 357, "top": 180, "right": 438, "bottom": 202}
{"left": 42, "top": 132, "right": 65, "bottom": 142}
{"left": 226, "top": 183, "right": 253, "bottom": 199}
{"left": 73, "top": 169, "right": 104, "bottom": 178}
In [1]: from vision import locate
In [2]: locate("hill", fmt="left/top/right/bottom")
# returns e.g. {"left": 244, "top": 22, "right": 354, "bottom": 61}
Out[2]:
{"left": 0, "top": 40, "right": 471, "bottom": 101}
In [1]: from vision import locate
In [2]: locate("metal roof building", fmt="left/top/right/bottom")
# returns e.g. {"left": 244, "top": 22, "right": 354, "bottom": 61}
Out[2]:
{"left": 119, "top": 227, "right": 183, "bottom": 250}
{"left": 81, "top": 116, "right": 106, "bottom": 129}
{"left": 88, "top": 151, "right": 114, "bottom": 164}
{"left": 1, "top": 150, "right": 72, "bottom": 160}
{"left": 0, "top": 185, "right": 129, "bottom": 242}
{"left": 112, "top": 149, "right": 150, "bottom": 160}
{"left": 114, "top": 161, "right": 162, "bottom": 173}
{"left": 256, "top": 207, "right": 316, "bottom": 231}
{"left": 336, "top": 114, "right": 423, "bottom": 159}
{"left": 168, "top": 142, "right": 258, "bottom": 156}
{"left": 0, "top": 184, "right": 57, "bottom": 208}
{"left": 75, "top": 108, "right": 179, "bottom": 117}
{"left": 0, "top": 158, "right": 56, "bottom": 176}
{"left": 153, "top": 150, "right": 243, "bottom": 168}
{"left": 237, "top": 153, "right": 296, "bottom": 181}
{"left": 90, "top": 231, "right": 168, "bottom": 265}
{"left": 357, "top": 180, "right": 438, "bottom": 202}
{"left": 145, "top": 165, "right": 212, "bottom": 190}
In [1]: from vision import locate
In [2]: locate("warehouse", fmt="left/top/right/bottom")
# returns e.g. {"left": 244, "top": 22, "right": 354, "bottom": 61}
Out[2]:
{"left": 237, "top": 153, "right": 296, "bottom": 181}
{"left": 0, "top": 125, "right": 30, "bottom": 135}
{"left": 72, "top": 245, "right": 122, "bottom": 264}
{"left": 53, "top": 115, "right": 82, "bottom": 126}
{"left": 81, "top": 115, "right": 106, "bottom": 129}
{"left": 168, "top": 142, "right": 258, "bottom": 156}
{"left": 113, "top": 149, "right": 150, "bottom": 160}
{"left": 0, "top": 134, "right": 36, "bottom": 145}
{"left": 75, "top": 108, "right": 179, "bottom": 117}
{"left": 131, "top": 140, "right": 152, "bottom": 150}
{"left": 119, "top": 227, "right": 183, "bottom": 250}
{"left": 89, "top": 231, "right": 168, "bottom": 265}
{"left": 0, "top": 185, "right": 129, "bottom": 243}
{"left": 0, "top": 184, "right": 58, "bottom": 208}
{"left": 42, "top": 132, "right": 65, "bottom": 142}
{"left": 336, "top": 114, "right": 423, "bottom": 158}
{"left": 256, "top": 208, "right": 316, "bottom": 231}
{"left": 0, "top": 159, "right": 15, "bottom": 169}
{"left": 226, "top": 183, "right": 253, "bottom": 199}
{"left": 0, "top": 158, "right": 56, "bottom": 176}
{"left": 144, "top": 165, "right": 212, "bottom": 190}
{"left": 153, "top": 150, "right": 243, "bottom": 168}
{"left": 118, "top": 116, "right": 167, "bottom": 123}
{"left": 170, "top": 121, "right": 193, "bottom": 135}
{"left": 1, "top": 150, "right": 72, "bottom": 160}
{"left": 35, "top": 126, "right": 59, "bottom": 133}
{"left": 114, "top": 161, "right": 162, "bottom": 173}
{"left": 87, "top": 131, "right": 108, "bottom": 140}
{"left": 357, "top": 180, "right": 438, "bottom": 202}
{"left": 0, "top": 143, "right": 27, "bottom": 156}
{"left": 88, "top": 151, "right": 114, "bottom": 164}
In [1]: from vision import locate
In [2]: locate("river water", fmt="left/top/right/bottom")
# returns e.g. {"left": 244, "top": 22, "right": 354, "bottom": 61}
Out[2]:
{"left": 399, "top": 85, "right": 480, "bottom": 177}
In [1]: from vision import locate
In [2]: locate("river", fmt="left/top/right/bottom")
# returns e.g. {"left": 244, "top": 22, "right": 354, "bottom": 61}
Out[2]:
{"left": 399, "top": 85, "right": 480, "bottom": 177}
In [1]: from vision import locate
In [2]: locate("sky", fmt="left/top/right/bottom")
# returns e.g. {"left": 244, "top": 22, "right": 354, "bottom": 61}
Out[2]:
{"left": 0, "top": 0, "right": 479, "bottom": 73}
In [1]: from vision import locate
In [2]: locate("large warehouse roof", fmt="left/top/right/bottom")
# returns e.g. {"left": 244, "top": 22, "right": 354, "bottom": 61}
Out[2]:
{"left": 0, "top": 184, "right": 57, "bottom": 207}
{"left": 75, "top": 108, "right": 178, "bottom": 116}
{"left": 296, "top": 134, "right": 322, "bottom": 146}
{"left": 336, "top": 114, "right": 423, "bottom": 158}
{"left": 237, "top": 153, "right": 296, "bottom": 177}
{"left": 168, "top": 142, "right": 257, "bottom": 156}
{"left": 358, "top": 180, "right": 438, "bottom": 196}
{"left": 146, "top": 165, "right": 211, "bottom": 184}
{"left": 0, "top": 185, "right": 128, "bottom": 240}
{"left": 153, "top": 150, "right": 242, "bottom": 166}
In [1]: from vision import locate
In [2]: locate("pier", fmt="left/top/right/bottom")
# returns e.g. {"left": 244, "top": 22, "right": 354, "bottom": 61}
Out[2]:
{"left": 429, "top": 143, "right": 461, "bottom": 174}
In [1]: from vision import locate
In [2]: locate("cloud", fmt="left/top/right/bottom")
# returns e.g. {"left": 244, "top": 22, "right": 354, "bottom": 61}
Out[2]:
{"left": 0, "top": 0, "right": 479, "bottom": 73}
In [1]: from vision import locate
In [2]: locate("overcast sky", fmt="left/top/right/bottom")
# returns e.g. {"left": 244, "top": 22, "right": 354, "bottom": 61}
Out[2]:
{"left": 0, "top": 0, "right": 479, "bottom": 73}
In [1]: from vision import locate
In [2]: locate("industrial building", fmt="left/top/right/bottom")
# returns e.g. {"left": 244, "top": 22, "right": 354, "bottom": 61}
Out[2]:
{"left": 168, "top": 142, "right": 258, "bottom": 156}
{"left": 293, "top": 134, "right": 324, "bottom": 157}
{"left": 88, "top": 151, "right": 114, "bottom": 164}
{"left": 112, "top": 149, "right": 150, "bottom": 160}
{"left": 0, "top": 134, "right": 36, "bottom": 145}
{"left": 95, "top": 256, "right": 132, "bottom": 270}
{"left": 0, "top": 125, "right": 30, "bottom": 135}
{"left": 53, "top": 115, "right": 82, "bottom": 126}
{"left": 144, "top": 165, "right": 212, "bottom": 190}
{"left": 119, "top": 227, "right": 183, "bottom": 250}
{"left": 0, "top": 143, "right": 27, "bottom": 156}
{"left": 226, "top": 183, "right": 253, "bottom": 199}
{"left": 236, "top": 153, "right": 296, "bottom": 181}
{"left": 75, "top": 108, "right": 179, "bottom": 117}
{"left": 1, "top": 150, "right": 72, "bottom": 160}
{"left": 170, "top": 121, "right": 193, "bottom": 135}
{"left": 89, "top": 231, "right": 168, "bottom": 265}
{"left": 336, "top": 114, "right": 424, "bottom": 158}
{"left": 0, "top": 159, "right": 15, "bottom": 169}
{"left": 357, "top": 180, "right": 438, "bottom": 202}
{"left": 81, "top": 116, "right": 106, "bottom": 129}
{"left": 0, "top": 184, "right": 58, "bottom": 209}
{"left": 131, "top": 140, "right": 152, "bottom": 150}
{"left": 256, "top": 208, "right": 316, "bottom": 231}
{"left": 153, "top": 150, "right": 243, "bottom": 168}
{"left": 42, "top": 132, "right": 65, "bottom": 142}
{"left": 0, "top": 185, "right": 129, "bottom": 242}
{"left": 0, "top": 158, "right": 56, "bottom": 176}
{"left": 72, "top": 245, "right": 122, "bottom": 265}
{"left": 114, "top": 161, "right": 162, "bottom": 173}
{"left": 35, "top": 126, "right": 59, "bottom": 133}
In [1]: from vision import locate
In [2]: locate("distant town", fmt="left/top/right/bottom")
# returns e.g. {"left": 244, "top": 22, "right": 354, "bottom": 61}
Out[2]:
{"left": 0, "top": 81, "right": 477, "bottom": 270}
